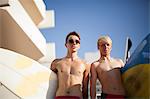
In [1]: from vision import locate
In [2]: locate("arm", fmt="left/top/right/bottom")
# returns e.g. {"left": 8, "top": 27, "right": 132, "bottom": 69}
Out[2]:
{"left": 82, "top": 63, "right": 90, "bottom": 99}
{"left": 90, "top": 63, "right": 97, "bottom": 99}
{"left": 50, "top": 59, "right": 58, "bottom": 96}
{"left": 118, "top": 59, "right": 124, "bottom": 68}
{"left": 50, "top": 59, "right": 58, "bottom": 73}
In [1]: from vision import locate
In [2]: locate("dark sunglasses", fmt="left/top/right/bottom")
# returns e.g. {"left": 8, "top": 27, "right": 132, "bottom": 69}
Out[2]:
{"left": 68, "top": 39, "right": 80, "bottom": 44}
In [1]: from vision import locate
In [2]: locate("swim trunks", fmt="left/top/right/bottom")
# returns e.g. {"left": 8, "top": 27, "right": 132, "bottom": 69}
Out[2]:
{"left": 55, "top": 96, "right": 80, "bottom": 99}
{"left": 101, "top": 93, "right": 125, "bottom": 99}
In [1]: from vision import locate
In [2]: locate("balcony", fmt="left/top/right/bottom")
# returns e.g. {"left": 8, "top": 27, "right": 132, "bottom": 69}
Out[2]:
{"left": 0, "top": 0, "right": 47, "bottom": 60}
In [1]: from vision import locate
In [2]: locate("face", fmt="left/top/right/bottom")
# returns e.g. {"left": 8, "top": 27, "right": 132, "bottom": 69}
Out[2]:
{"left": 98, "top": 39, "right": 112, "bottom": 56}
{"left": 65, "top": 35, "right": 80, "bottom": 52}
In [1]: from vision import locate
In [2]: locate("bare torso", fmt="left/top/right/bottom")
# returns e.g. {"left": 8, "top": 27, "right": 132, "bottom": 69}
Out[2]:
{"left": 51, "top": 58, "right": 87, "bottom": 99}
{"left": 94, "top": 58, "right": 125, "bottom": 95}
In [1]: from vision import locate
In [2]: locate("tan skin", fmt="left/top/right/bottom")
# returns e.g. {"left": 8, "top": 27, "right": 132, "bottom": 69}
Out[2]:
{"left": 51, "top": 35, "right": 90, "bottom": 99}
{"left": 90, "top": 38, "right": 125, "bottom": 99}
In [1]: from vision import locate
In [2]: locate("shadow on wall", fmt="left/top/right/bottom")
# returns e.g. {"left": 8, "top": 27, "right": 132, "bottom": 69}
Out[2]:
{"left": 46, "top": 71, "right": 57, "bottom": 99}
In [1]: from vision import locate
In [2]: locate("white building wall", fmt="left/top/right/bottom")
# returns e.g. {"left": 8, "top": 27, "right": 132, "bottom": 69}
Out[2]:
{"left": 33, "top": 0, "right": 46, "bottom": 20}
{"left": 0, "top": 0, "right": 8, "bottom": 6}
{"left": 0, "top": 11, "right": 1, "bottom": 47}
{"left": 38, "top": 43, "right": 56, "bottom": 68}
{"left": 0, "top": 0, "right": 47, "bottom": 60}
{"left": 19, "top": 0, "right": 46, "bottom": 25}
{"left": 0, "top": 0, "right": 56, "bottom": 99}
{"left": 84, "top": 51, "right": 100, "bottom": 64}
{"left": 0, "top": 48, "right": 57, "bottom": 99}
{"left": 38, "top": 10, "right": 55, "bottom": 29}
{"left": 0, "top": 83, "right": 20, "bottom": 99}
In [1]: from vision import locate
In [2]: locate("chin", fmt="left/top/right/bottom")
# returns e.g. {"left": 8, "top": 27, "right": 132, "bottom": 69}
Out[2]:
{"left": 72, "top": 49, "right": 78, "bottom": 52}
{"left": 72, "top": 50, "right": 77, "bottom": 52}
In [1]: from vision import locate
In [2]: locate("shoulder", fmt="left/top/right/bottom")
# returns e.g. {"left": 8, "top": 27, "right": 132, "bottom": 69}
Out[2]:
{"left": 51, "top": 58, "right": 64, "bottom": 68}
{"left": 90, "top": 60, "right": 99, "bottom": 74}
{"left": 50, "top": 58, "right": 63, "bottom": 73}
{"left": 51, "top": 58, "right": 62, "bottom": 65}
{"left": 114, "top": 58, "right": 124, "bottom": 68}
{"left": 91, "top": 60, "right": 99, "bottom": 68}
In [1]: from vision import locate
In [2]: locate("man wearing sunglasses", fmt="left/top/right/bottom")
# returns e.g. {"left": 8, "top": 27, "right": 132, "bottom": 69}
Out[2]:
{"left": 51, "top": 31, "right": 90, "bottom": 99}
{"left": 90, "top": 35, "right": 125, "bottom": 99}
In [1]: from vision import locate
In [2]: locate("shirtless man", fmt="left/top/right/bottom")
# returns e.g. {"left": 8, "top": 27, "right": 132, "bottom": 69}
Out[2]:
{"left": 51, "top": 31, "right": 90, "bottom": 99}
{"left": 90, "top": 35, "right": 125, "bottom": 99}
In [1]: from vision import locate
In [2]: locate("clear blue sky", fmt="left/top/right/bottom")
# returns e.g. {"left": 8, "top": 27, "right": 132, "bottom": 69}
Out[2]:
{"left": 40, "top": 0, "right": 149, "bottom": 60}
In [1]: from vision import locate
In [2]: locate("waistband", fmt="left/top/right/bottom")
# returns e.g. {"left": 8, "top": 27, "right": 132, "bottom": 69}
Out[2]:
{"left": 55, "top": 96, "right": 80, "bottom": 99}
{"left": 101, "top": 93, "right": 125, "bottom": 99}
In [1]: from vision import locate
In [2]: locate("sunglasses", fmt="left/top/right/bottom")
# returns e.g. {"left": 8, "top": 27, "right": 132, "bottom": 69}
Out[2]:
{"left": 68, "top": 39, "right": 80, "bottom": 44}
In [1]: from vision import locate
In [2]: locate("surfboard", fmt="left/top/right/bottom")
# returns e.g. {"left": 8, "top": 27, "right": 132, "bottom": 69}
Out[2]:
{"left": 0, "top": 48, "right": 57, "bottom": 99}
{"left": 121, "top": 33, "right": 150, "bottom": 98}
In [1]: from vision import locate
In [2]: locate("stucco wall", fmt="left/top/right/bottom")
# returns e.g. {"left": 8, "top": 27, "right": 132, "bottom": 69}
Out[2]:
{"left": 1, "top": 9, "right": 44, "bottom": 60}
{"left": 0, "top": 10, "right": 2, "bottom": 47}
{"left": 0, "top": 83, "right": 20, "bottom": 99}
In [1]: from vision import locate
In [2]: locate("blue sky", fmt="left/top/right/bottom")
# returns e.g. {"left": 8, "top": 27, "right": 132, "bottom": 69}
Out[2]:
{"left": 40, "top": 0, "right": 149, "bottom": 60}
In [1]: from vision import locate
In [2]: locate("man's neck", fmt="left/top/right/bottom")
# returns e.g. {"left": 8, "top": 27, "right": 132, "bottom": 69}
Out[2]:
{"left": 100, "top": 55, "right": 112, "bottom": 62}
{"left": 66, "top": 51, "right": 79, "bottom": 61}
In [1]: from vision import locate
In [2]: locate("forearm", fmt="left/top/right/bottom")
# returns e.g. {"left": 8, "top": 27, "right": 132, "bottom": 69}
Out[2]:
{"left": 83, "top": 70, "right": 90, "bottom": 99}
{"left": 90, "top": 86, "right": 96, "bottom": 99}
{"left": 90, "top": 63, "right": 97, "bottom": 99}
{"left": 82, "top": 83, "right": 88, "bottom": 99}
{"left": 83, "top": 90, "right": 88, "bottom": 99}
{"left": 90, "top": 78, "right": 96, "bottom": 99}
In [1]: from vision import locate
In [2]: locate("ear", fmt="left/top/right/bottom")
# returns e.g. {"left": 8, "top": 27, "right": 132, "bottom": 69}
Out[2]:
{"left": 78, "top": 44, "right": 80, "bottom": 48}
{"left": 109, "top": 46, "right": 112, "bottom": 52}
{"left": 110, "top": 44, "right": 112, "bottom": 50}
{"left": 65, "top": 43, "right": 67, "bottom": 48}
{"left": 97, "top": 43, "right": 99, "bottom": 49}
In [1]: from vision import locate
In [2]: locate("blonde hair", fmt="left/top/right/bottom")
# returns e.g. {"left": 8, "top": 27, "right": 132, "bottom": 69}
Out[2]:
{"left": 97, "top": 35, "right": 112, "bottom": 49}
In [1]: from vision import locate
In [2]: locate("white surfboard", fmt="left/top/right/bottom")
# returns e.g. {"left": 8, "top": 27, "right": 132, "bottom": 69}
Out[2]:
{"left": 0, "top": 48, "right": 57, "bottom": 99}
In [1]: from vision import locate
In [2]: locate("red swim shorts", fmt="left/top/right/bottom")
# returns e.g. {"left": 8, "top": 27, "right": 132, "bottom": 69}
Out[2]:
{"left": 101, "top": 93, "right": 125, "bottom": 99}
{"left": 55, "top": 96, "right": 80, "bottom": 99}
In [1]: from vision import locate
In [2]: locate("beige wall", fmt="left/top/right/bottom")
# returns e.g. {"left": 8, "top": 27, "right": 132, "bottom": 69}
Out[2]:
{"left": 0, "top": 84, "right": 20, "bottom": 99}
{"left": 1, "top": 9, "right": 43, "bottom": 60}
{"left": 0, "top": 0, "right": 48, "bottom": 60}
{"left": 38, "top": 43, "right": 56, "bottom": 68}
{"left": 0, "top": 0, "right": 8, "bottom": 7}
{"left": 0, "top": 10, "right": 1, "bottom": 47}
{"left": 19, "top": 0, "right": 43, "bottom": 25}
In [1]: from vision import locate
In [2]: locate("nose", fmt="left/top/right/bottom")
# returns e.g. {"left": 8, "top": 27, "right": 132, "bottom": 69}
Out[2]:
{"left": 73, "top": 41, "right": 76, "bottom": 45}
{"left": 103, "top": 44, "right": 109, "bottom": 50}
{"left": 104, "top": 44, "right": 107, "bottom": 48}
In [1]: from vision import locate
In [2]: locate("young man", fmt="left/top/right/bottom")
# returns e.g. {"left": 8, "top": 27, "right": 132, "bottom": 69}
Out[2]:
{"left": 51, "top": 31, "right": 90, "bottom": 99}
{"left": 90, "top": 36, "right": 125, "bottom": 99}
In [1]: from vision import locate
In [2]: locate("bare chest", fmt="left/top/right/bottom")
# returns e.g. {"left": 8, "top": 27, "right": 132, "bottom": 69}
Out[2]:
{"left": 96, "top": 61, "right": 122, "bottom": 78}
{"left": 56, "top": 61, "right": 85, "bottom": 75}
{"left": 98, "top": 61, "right": 121, "bottom": 71}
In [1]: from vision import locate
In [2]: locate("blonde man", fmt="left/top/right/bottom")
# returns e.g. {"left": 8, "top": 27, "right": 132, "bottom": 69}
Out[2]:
{"left": 90, "top": 36, "right": 125, "bottom": 99}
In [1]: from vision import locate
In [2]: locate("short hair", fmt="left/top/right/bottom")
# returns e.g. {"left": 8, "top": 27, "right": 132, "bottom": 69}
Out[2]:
{"left": 97, "top": 35, "right": 112, "bottom": 49}
{"left": 65, "top": 31, "right": 80, "bottom": 43}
